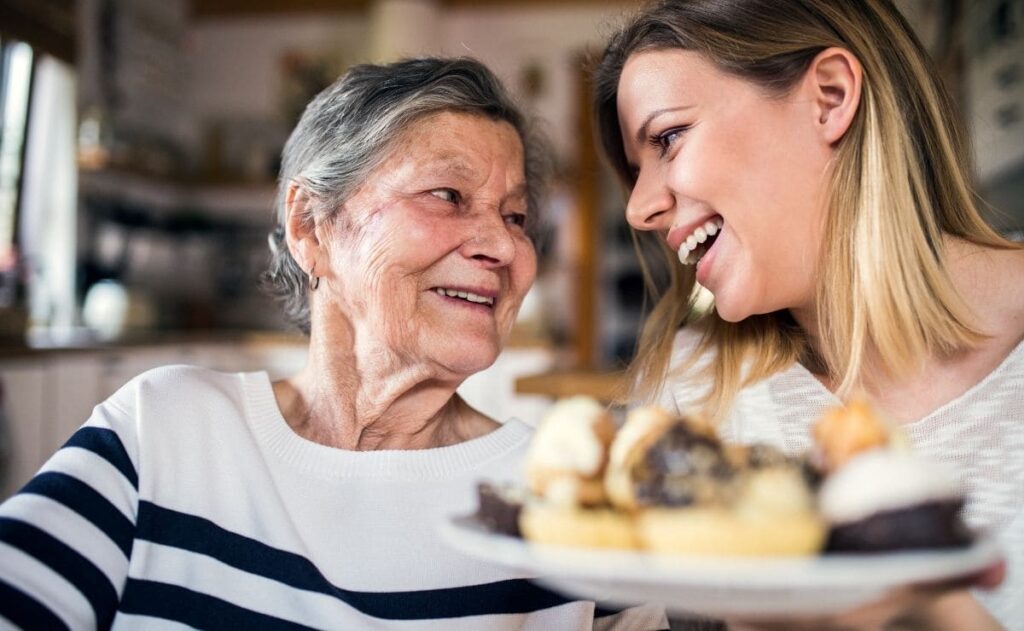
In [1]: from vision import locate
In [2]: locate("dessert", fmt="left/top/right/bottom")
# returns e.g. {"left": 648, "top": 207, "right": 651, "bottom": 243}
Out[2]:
{"left": 818, "top": 450, "right": 972, "bottom": 552}
{"left": 523, "top": 396, "right": 616, "bottom": 506}
{"left": 812, "top": 401, "right": 973, "bottom": 553}
{"left": 475, "top": 481, "right": 525, "bottom": 538}
{"left": 518, "top": 396, "right": 637, "bottom": 548}
{"left": 471, "top": 396, "right": 973, "bottom": 559}
{"left": 812, "top": 399, "right": 893, "bottom": 473}
{"left": 606, "top": 407, "right": 825, "bottom": 556}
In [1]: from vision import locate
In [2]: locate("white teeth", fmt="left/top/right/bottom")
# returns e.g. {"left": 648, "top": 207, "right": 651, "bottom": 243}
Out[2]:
{"left": 435, "top": 288, "right": 495, "bottom": 305}
{"left": 676, "top": 217, "right": 724, "bottom": 266}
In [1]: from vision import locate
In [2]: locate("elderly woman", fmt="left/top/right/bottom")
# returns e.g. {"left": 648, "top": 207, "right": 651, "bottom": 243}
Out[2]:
{"left": 0, "top": 57, "right": 666, "bottom": 630}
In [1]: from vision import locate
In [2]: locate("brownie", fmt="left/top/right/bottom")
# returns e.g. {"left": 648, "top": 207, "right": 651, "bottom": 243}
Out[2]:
{"left": 475, "top": 482, "right": 524, "bottom": 538}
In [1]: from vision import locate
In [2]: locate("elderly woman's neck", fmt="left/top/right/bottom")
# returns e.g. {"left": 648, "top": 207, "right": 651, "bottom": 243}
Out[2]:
{"left": 274, "top": 345, "right": 494, "bottom": 451}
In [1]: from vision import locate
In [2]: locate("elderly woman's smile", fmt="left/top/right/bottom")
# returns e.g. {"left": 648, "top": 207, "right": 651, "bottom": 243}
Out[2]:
{"left": 313, "top": 110, "right": 537, "bottom": 378}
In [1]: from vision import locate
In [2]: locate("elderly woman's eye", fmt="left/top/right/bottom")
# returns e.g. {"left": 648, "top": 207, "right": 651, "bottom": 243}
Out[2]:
{"left": 505, "top": 213, "right": 527, "bottom": 228}
{"left": 430, "top": 188, "right": 460, "bottom": 204}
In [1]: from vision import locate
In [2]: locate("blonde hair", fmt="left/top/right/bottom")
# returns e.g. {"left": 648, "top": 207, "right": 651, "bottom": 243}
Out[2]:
{"left": 593, "top": 0, "right": 1019, "bottom": 420}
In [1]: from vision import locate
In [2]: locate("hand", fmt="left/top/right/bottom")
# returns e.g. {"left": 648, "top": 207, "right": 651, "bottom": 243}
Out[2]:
{"left": 727, "top": 560, "right": 1005, "bottom": 631}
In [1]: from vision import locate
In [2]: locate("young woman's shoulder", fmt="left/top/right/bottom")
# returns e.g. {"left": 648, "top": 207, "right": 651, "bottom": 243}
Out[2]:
{"left": 982, "top": 246, "right": 1024, "bottom": 340}
{"left": 949, "top": 241, "right": 1024, "bottom": 339}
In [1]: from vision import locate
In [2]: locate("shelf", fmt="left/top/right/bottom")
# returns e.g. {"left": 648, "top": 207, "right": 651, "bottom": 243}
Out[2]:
{"left": 515, "top": 368, "right": 626, "bottom": 403}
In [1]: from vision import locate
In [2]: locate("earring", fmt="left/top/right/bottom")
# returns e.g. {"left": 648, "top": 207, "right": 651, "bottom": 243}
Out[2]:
{"left": 308, "top": 262, "right": 320, "bottom": 291}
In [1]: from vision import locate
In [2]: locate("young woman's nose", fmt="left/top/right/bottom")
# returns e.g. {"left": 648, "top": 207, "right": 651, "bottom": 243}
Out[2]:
{"left": 625, "top": 166, "right": 674, "bottom": 231}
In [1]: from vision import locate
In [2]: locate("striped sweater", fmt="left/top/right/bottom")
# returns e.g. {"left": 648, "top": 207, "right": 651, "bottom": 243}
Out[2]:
{"left": 0, "top": 365, "right": 667, "bottom": 630}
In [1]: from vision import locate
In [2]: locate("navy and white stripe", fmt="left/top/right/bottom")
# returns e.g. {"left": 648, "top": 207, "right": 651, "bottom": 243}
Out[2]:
{"left": 1, "top": 424, "right": 137, "bottom": 629}
{"left": 1, "top": 366, "right": 668, "bottom": 630}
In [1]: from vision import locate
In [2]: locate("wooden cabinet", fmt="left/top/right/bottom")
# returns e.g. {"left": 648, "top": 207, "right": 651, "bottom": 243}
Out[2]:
{"left": 0, "top": 361, "right": 48, "bottom": 499}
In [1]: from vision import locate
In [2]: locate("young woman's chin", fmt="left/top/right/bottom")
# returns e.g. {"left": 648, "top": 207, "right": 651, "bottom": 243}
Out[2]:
{"left": 708, "top": 288, "right": 758, "bottom": 323}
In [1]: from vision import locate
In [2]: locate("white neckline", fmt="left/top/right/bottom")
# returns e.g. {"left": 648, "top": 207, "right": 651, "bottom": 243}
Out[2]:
{"left": 787, "top": 337, "right": 1024, "bottom": 427}
{"left": 238, "top": 371, "right": 532, "bottom": 481}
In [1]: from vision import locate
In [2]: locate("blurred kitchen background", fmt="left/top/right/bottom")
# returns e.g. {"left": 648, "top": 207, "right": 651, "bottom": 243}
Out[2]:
{"left": 0, "top": 0, "right": 1021, "bottom": 496}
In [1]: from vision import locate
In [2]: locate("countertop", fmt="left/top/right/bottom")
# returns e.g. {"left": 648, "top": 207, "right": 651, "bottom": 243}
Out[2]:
{"left": 0, "top": 327, "right": 308, "bottom": 360}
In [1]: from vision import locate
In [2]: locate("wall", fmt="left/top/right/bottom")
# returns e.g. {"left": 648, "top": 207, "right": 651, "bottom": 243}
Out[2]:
{"left": 185, "top": 5, "right": 624, "bottom": 164}
{"left": 439, "top": 4, "right": 627, "bottom": 161}
{"left": 187, "top": 15, "right": 370, "bottom": 124}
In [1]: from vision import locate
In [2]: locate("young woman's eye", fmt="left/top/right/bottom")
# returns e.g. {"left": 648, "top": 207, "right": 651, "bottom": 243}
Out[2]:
{"left": 648, "top": 126, "right": 690, "bottom": 157}
{"left": 430, "top": 188, "right": 460, "bottom": 204}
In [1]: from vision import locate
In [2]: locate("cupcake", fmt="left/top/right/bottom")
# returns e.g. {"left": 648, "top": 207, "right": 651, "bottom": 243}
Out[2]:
{"left": 519, "top": 396, "right": 637, "bottom": 549}
{"left": 819, "top": 450, "right": 972, "bottom": 552}
{"left": 606, "top": 407, "right": 825, "bottom": 556}
{"left": 812, "top": 401, "right": 973, "bottom": 553}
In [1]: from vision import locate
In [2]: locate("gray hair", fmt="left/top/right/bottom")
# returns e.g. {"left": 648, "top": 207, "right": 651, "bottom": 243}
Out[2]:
{"left": 263, "top": 56, "right": 550, "bottom": 334}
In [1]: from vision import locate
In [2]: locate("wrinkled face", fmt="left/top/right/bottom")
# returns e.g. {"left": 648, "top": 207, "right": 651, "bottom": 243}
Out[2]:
{"left": 314, "top": 111, "right": 536, "bottom": 378}
{"left": 617, "top": 49, "right": 832, "bottom": 321}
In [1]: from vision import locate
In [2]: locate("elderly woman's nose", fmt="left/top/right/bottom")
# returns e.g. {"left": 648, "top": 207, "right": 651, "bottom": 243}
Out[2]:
{"left": 464, "top": 211, "right": 516, "bottom": 266}
{"left": 626, "top": 167, "right": 674, "bottom": 231}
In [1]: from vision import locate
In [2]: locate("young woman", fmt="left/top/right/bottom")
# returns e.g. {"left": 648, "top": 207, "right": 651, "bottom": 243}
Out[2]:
{"left": 594, "top": 1, "right": 1023, "bottom": 628}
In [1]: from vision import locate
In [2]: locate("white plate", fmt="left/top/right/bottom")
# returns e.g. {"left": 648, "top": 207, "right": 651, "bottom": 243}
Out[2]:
{"left": 439, "top": 515, "right": 1002, "bottom": 618}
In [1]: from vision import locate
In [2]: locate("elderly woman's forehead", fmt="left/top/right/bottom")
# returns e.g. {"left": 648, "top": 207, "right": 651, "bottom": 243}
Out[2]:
{"left": 383, "top": 114, "right": 524, "bottom": 165}
{"left": 401, "top": 110, "right": 520, "bottom": 141}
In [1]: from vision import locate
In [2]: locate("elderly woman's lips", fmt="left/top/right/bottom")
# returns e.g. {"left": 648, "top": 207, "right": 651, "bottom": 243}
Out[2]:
{"left": 431, "top": 287, "right": 497, "bottom": 308}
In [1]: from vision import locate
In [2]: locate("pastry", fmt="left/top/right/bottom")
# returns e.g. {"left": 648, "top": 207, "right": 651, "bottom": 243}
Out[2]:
{"left": 819, "top": 449, "right": 972, "bottom": 552}
{"left": 606, "top": 408, "right": 826, "bottom": 556}
{"left": 523, "top": 396, "right": 616, "bottom": 507}
{"left": 519, "top": 503, "right": 638, "bottom": 549}
{"left": 477, "top": 397, "right": 968, "bottom": 558}
{"left": 812, "top": 401, "right": 973, "bottom": 552}
{"left": 475, "top": 482, "right": 525, "bottom": 538}
{"left": 519, "top": 396, "right": 636, "bottom": 548}
{"left": 812, "top": 399, "right": 892, "bottom": 473}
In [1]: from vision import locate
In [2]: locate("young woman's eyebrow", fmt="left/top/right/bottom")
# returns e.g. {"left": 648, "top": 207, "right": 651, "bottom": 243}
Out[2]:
{"left": 635, "top": 105, "right": 695, "bottom": 144}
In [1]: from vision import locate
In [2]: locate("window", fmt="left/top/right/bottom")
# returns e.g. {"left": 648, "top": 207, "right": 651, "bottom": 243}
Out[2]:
{"left": 0, "top": 38, "right": 34, "bottom": 307}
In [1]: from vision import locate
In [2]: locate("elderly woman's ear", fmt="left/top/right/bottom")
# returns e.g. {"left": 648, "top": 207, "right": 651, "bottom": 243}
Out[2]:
{"left": 284, "top": 181, "right": 325, "bottom": 285}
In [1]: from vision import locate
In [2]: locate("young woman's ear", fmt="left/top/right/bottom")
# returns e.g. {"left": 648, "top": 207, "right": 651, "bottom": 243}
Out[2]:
{"left": 807, "top": 47, "right": 863, "bottom": 145}
{"left": 284, "top": 180, "right": 322, "bottom": 275}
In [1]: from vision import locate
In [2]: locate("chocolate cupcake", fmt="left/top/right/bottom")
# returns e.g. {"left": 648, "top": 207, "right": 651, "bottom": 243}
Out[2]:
{"left": 819, "top": 449, "right": 972, "bottom": 553}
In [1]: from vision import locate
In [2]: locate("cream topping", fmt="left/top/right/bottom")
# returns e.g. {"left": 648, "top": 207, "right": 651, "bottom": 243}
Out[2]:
{"left": 525, "top": 396, "right": 608, "bottom": 476}
{"left": 609, "top": 406, "right": 672, "bottom": 469}
{"left": 819, "top": 449, "right": 962, "bottom": 525}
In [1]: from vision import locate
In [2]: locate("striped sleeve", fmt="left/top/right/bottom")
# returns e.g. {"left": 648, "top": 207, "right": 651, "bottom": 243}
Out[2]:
{"left": 0, "top": 401, "right": 139, "bottom": 630}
